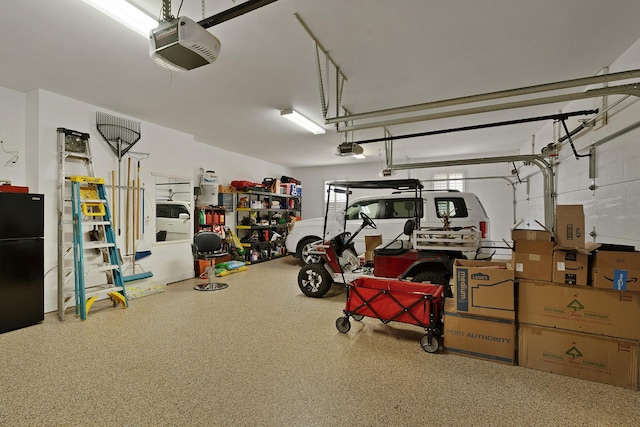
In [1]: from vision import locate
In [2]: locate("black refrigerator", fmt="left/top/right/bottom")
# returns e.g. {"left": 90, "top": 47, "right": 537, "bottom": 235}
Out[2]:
{"left": 0, "top": 192, "right": 44, "bottom": 334}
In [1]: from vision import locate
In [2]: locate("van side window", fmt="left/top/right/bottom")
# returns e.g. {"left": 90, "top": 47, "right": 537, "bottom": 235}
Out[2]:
{"left": 434, "top": 197, "right": 469, "bottom": 218}
{"left": 156, "top": 204, "right": 172, "bottom": 218}
{"left": 381, "top": 198, "right": 423, "bottom": 219}
{"left": 157, "top": 204, "right": 189, "bottom": 219}
{"left": 346, "top": 200, "right": 382, "bottom": 220}
{"left": 173, "top": 205, "right": 190, "bottom": 217}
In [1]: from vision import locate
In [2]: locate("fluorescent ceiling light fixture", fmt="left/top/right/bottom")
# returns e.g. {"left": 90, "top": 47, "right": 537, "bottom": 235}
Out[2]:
{"left": 280, "top": 109, "right": 326, "bottom": 135}
{"left": 82, "top": 0, "right": 157, "bottom": 38}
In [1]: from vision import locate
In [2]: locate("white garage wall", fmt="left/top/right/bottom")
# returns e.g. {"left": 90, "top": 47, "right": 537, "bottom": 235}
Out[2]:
{"left": 515, "top": 38, "right": 640, "bottom": 250}
{"left": 1, "top": 87, "right": 292, "bottom": 314}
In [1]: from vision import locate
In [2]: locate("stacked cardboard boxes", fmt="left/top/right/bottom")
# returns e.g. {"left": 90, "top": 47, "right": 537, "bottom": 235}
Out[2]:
{"left": 496, "top": 205, "right": 640, "bottom": 390}
{"left": 439, "top": 204, "right": 640, "bottom": 388}
{"left": 512, "top": 227, "right": 554, "bottom": 282}
{"left": 518, "top": 280, "right": 640, "bottom": 389}
{"left": 515, "top": 205, "right": 640, "bottom": 389}
{"left": 511, "top": 206, "right": 640, "bottom": 289}
{"left": 443, "top": 259, "right": 516, "bottom": 365}
{"left": 511, "top": 206, "right": 594, "bottom": 287}
{"left": 553, "top": 205, "right": 589, "bottom": 286}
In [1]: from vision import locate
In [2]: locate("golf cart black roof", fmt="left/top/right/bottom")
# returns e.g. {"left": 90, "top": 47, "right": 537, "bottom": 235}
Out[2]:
{"left": 326, "top": 179, "right": 423, "bottom": 191}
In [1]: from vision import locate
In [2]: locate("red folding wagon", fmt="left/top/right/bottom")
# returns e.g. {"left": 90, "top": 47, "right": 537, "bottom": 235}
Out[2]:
{"left": 335, "top": 276, "right": 445, "bottom": 353}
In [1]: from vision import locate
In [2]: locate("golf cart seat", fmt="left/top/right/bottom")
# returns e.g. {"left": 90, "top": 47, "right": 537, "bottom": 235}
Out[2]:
{"left": 374, "top": 219, "right": 415, "bottom": 256}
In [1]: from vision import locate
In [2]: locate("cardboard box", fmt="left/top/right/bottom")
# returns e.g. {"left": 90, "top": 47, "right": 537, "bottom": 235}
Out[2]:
{"left": 518, "top": 324, "right": 640, "bottom": 390}
{"left": 513, "top": 240, "right": 554, "bottom": 281}
{"left": 591, "top": 249, "right": 640, "bottom": 292}
{"left": 511, "top": 228, "right": 552, "bottom": 242}
{"left": 518, "top": 279, "right": 640, "bottom": 340}
{"left": 514, "top": 239, "right": 555, "bottom": 254}
{"left": 217, "top": 185, "right": 234, "bottom": 194}
{"left": 452, "top": 259, "right": 515, "bottom": 320}
{"left": 552, "top": 249, "right": 589, "bottom": 286}
{"left": 444, "top": 308, "right": 516, "bottom": 365}
{"left": 364, "top": 234, "right": 382, "bottom": 262}
{"left": 555, "top": 205, "right": 585, "bottom": 248}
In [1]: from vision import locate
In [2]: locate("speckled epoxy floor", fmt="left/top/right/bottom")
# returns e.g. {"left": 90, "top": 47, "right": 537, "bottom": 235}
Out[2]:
{"left": 1, "top": 256, "right": 639, "bottom": 426}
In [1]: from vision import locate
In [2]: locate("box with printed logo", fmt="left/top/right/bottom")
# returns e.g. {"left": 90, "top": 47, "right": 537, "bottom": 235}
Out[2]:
{"left": 555, "top": 205, "right": 585, "bottom": 248}
{"left": 444, "top": 306, "right": 516, "bottom": 365}
{"left": 518, "top": 324, "right": 640, "bottom": 390}
{"left": 518, "top": 279, "right": 640, "bottom": 340}
{"left": 590, "top": 249, "right": 640, "bottom": 292}
{"left": 552, "top": 249, "right": 589, "bottom": 286}
{"left": 452, "top": 259, "right": 515, "bottom": 320}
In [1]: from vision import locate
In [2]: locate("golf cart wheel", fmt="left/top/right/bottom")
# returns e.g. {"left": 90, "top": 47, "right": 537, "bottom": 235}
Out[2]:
{"left": 336, "top": 316, "right": 351, "bottom": 333}
{"left": 297, "top": 263, "right": 333, "bottom": 298}
{"left": 420, "top": 335, "right": 440, "bottom": 353}
{"left": 297, "top": 237, "right": 322, "bottom": 266}
{"left": 352, "top": 314, "right": 364, "bottom": 321}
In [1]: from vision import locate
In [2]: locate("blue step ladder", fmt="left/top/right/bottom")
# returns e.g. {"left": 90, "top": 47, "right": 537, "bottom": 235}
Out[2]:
{"left": 70, "top": 175, "right": 127, "bottom": 320}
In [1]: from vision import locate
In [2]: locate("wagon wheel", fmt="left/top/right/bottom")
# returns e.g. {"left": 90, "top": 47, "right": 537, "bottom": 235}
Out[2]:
{"left": 420, "top": 335, "right": 440, "bottom": 353}
{"left": 352, "top": 314, "right": 364, "bottom": 321}
{"left": 336, "top": 316, "right": 351, "bottom": 333}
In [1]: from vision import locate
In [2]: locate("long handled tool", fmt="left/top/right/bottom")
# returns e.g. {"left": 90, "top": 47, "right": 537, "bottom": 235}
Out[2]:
{"left": 125, "top": 157, "right": 131, "bottom": 254}
{"left": 96, "top": 112, "right": 142, "bottom": 235}
{"left": 127, "top": 152, "right": 150, "bottom": 259}
{"left": 111, "top": 170, "right": 116, "bottom": 232}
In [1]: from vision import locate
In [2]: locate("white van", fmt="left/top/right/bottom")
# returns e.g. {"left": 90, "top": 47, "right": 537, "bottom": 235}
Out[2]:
{"left": 156, "top": 201, "right": 191, "bottom": 241}
{"left": 285, "top": 190, "right": 491, "bottom": 265}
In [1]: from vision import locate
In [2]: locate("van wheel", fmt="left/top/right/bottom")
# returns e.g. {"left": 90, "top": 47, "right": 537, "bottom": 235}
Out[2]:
{"left": 412, "top": 271, "right": 448, "bottom": 285}
{"left": 297, "top": 237, "right": 322, "bottom": 266}
{"left": 298, "top": 263, "right": 333, "bottom": 297}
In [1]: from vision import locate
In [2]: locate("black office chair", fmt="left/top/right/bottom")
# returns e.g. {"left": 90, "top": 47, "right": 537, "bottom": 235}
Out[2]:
{"left": 192, "top": 231, "right": 229, "bottom": 291}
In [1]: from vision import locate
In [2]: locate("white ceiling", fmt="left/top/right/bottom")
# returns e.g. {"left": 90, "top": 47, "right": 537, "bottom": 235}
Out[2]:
{"left": 2, "top": 0, "right": 640, "bottom": 168}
